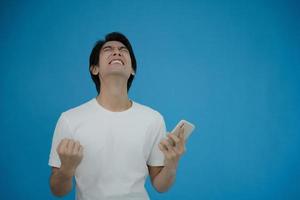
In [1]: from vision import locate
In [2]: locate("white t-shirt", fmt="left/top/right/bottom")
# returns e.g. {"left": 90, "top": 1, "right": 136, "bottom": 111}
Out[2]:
{"left": 48, "top": 98, "right": 166, "bottom": 200}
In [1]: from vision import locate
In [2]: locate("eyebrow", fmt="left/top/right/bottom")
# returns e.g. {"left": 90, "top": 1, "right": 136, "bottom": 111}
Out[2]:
{"left": 102, "top": 45, "right": 127, "bottom": 50}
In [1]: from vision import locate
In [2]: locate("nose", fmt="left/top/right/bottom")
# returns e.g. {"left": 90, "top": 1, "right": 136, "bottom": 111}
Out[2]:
{"left": 112, "top": 48, "right": 121, "bottom": 56}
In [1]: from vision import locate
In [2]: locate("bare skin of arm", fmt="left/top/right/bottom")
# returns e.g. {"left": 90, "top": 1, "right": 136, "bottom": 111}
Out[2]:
{"left": 50, "top": 167, "right": 73, "bottom": 196}
{"left": 49, "top": 139, "right": 83, "bottom": 197}
{"left": 148, "top": 126, "right": 186, "bottom": 192}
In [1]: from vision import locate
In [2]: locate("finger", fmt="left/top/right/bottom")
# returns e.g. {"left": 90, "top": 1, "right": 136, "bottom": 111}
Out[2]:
{"left": 73, "top": 141, "right": 80, "bottom": 154}
{"left": 57, "top": 138, "right": 67, "bottom": 153}
{"left": 174, "top": 144, "right": 186, "bottom": 155}
{"left": 76, "top": 141, "right": 82, "bottom": 154}
{"left": 167, "top": 134, "right": 180, "bottom": 146}
{"left": 167, "top": 138, "right": 175, "bottom": 146}
{"left": 165, "top": 146, "right": 178, "bottom": 158}
{"left": 67, "top": 140, "right": 75, "bottom": 154}
{"left": 78, "top": 146, "right": 84, "bottom": 157}
{"left": 178, "top": 124, "right": 185, "bottom": 140}
{"left": 159, "top": 141, "right": 172, "bottom": 156}
{"left": 161, "top": 140, "right": 178, "bottom": 156}
{"left": 158, "top": 143, "right": 167, "bottom": 154}
{"left": 65, "top": 138, "right": 71, "bottom": 149}
{"left": 159, "top": 142, "right": 175, "bottom": 158}
{"left": 56, "top": 139, "right": 63, "bottom": 153}
{"left": 159, "top": 141, "right": 168, "bottom": 150}
{"left": 161, "top": 139, "right": 173, "bottom": 151}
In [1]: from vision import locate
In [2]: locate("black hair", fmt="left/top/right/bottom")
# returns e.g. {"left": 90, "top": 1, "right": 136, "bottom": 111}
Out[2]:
{"left": 89, "top": 32, "right": 137, "bottom": 94}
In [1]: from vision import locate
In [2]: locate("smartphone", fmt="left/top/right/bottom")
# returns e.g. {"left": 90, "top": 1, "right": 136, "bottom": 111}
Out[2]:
{"left": 168, "top": 120, "right": 195, "bottom": 145}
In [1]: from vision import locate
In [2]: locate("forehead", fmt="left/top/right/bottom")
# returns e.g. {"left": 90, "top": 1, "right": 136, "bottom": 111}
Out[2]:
{"left": 102, "top": 41, "right": 126, "bottom": 48}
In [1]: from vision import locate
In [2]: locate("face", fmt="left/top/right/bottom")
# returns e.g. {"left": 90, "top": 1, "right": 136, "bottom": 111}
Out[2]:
{"left": 91, "top": 41, "right": 134, "bottom": 82}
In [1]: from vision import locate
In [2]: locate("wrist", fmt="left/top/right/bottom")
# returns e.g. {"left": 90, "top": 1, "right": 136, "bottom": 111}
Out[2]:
{"left": 164, "top": 164, "right": 177, "bottom": 174}
{"left": 59, "top": 165, "right": 75, "bottom": 178}
{"left": 164, "top": 160, "right": 179, "bottom": 171}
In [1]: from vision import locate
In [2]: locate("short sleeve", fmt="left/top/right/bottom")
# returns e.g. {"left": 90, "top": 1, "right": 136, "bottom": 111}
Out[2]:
{"left": 147, "top": 115, "right": 167, "bottom": 166}
{"left": 48, "top": 114, "right": 72, "bottom": 168}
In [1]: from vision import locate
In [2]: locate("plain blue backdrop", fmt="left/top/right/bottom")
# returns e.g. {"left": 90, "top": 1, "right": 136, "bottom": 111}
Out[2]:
{"left": 0, "top": 0, "right": 299, "bottom": 199}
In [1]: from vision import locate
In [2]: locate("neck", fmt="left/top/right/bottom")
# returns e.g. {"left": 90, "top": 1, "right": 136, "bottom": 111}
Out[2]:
{"left": 96, "top": 77, "right": 132, "bottom": 112}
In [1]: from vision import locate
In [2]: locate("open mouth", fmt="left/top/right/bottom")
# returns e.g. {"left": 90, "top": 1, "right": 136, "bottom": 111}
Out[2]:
{"left": 109, "top": 59, "right": 124, "bottom": 65}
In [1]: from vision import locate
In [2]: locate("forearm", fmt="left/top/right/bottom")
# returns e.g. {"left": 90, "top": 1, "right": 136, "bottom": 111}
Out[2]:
{"left": 50, "top": 167, "right": 74, "bottom": 197}
{"left": 152, "top": 166, "right": 177, "bottom": 193}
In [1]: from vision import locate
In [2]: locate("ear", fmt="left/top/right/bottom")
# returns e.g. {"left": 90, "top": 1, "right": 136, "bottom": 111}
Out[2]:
{"left": 131, "top": 70, "right": 135, "bottom": 76}
{"left": 90, "top": 65, "right": 99, "bottom": 75}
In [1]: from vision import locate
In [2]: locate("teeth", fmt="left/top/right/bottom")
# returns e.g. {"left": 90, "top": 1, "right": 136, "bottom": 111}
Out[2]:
{"left": 111, "top": 60, "right": 123, "bottom": 65}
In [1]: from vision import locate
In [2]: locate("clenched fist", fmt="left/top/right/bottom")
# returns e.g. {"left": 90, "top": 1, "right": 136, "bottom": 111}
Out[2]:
{"left": 57, "top": 138, "right": 83, "bottom": 176}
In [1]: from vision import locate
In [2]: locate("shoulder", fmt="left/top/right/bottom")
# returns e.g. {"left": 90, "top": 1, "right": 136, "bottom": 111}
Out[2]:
{"left": 133, "top": 101, "right": 164, "bottom": 123}
{"left": 60, "top": 98, "right": 96, "bottom": 122}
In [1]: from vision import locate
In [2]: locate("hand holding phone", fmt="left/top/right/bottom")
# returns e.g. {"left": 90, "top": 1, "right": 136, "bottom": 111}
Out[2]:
{"left": 168, "top": 120, "right": 195, "bottom": 145}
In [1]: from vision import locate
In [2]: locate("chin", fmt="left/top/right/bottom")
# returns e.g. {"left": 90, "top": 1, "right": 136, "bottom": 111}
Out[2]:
{"left": 105, "top": 72, "right": 130, "bottom": 79}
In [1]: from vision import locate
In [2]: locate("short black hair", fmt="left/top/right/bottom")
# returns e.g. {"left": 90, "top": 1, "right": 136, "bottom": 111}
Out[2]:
{"left": 89, "top": 32, "right": 137, "bottom": 94}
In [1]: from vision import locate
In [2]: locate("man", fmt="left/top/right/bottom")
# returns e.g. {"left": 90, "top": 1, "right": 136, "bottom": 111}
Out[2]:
{"left": 49, "top": 32, "right": 186, "bottom": 200}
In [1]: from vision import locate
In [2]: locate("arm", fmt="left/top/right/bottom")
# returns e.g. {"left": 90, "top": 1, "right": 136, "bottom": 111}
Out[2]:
{"left": 148, "top": 165, "right": 177, "bottom": 193}
{"left": 148, "top": 125, "right": 186, "bottom": 192}
{"left": 49, "top": 139, "right": 83, "bottom": 197}
{"left": 50, "top": 167, "right": 74, "bottom": 196}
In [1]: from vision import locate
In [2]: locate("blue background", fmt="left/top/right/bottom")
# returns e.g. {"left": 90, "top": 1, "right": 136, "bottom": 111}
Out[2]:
{"left": 1, "top": 0, "right": 299, "bottom": 199}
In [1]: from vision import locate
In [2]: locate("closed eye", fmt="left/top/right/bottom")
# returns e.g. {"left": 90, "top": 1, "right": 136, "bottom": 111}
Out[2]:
{"left": 103, "top": 46, "right": 113, "bottom": 52}
{"left": 119, "top": 47, "right": 129, "bottom": 52}
{"left": 102, "top": 45, "right": 128, "bottom": 53}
